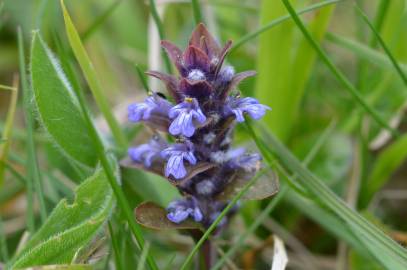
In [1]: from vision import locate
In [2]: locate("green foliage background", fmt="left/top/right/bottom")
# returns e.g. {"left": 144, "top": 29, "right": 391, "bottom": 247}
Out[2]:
{"left": 0, "top": 0, "right": 406, "bottom": 269}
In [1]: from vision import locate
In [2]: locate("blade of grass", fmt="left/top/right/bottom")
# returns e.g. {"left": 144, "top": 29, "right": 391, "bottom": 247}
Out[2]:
{"left": 81, "top": 0, "right": 122, "bottom": 41}
{"left": 356, "top": 0, "right": 390, "bottom": 91}
{"left": 180, "top": 167, "right": 273, "bottom": 270}
{"left": 0, "top": 216, "right": 9, "bottom": 261}
{"left": 61, "top": 1, "right": 128, "bottom": 149}
{"left": 134, "top": 64, "right": 150, "bottom": 93}
{"left": 355, "top": 4, "right": 407, "bottom": 86}
{"left": 248, "top": 121, "right": 407, "bottom": 269}
{"left": 136, "top": 241, "right": 151, "bottom": 270}
{"left": 282, "top": 0, "right": 399, "bottom": 138}
{"left": 191, "top": 0, "right": 203, "bottom": 25}
{"left": 360, "top": 133, "right": 407, "bottom": 208}
{"left": 18, "top": 28, "right": 47, "bottom": 227}
{"left": 0, "top": 76, "right": 18, "bottom": 186}
{"left": 0, "top": 84, "right": 16, "bottom": 91}
{"left": 58, "top": 5, "right": 158, "bottom": 269}
{"left": 148, "top": 0, "right": 172, "bottom": 74}
{"left": 108, "top": 221, "right": 124, "bottom": 270}
{"left": 326, "top": 33, "right": 407, "bottom": 74}
{"left": 230, "top": 0, "right": 341, "bottom": 53}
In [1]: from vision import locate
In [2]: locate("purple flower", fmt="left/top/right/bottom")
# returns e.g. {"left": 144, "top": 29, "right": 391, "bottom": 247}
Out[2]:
{"left": 128, "top": 136, "right": 167, "bottom": 167}
{"left": 128, "top": 93, "right": 172, "bottom": 122}
{"left": 167, "top": 197, "right": 203, "bottom": 223}
{"left": 168, "top": 97, "right": 206, "bottom": 137}
{"left": 225, "top": 96, "right": 270, "bottom": 122}
{"left": 161, "top": 143, "right": 197, "bottom": 179}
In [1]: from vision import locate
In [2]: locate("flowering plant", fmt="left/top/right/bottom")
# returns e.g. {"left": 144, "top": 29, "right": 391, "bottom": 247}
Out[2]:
{"left": 124, "top": 24, "right": 276, "bottom": 232}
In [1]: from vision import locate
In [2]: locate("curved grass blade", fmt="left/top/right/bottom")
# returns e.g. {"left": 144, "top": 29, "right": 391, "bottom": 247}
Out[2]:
{"left": 9, "top": 169, "right": 114, "bottom": 268}
{"left": 81, "top": 0, "right": 122, "bottom": 41}
{"left": 231, "top": 0, "right": 341, "bottom": 53}
{"left": 61, "top": 1, "right": 127, "bottom": 149}
{"left": 355, "top": 4, "right": 407, "bottom": 86}
{"left": 326, "top": 33, "right": 407, "bottom": 74}
{"left": 249, "top": 120, "right": 407, "bottom": 269}
{"left": 282, "top": 0, "right": 399, "bottom": 138}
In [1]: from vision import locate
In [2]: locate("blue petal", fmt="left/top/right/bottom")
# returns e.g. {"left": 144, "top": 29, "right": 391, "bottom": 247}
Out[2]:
{"left": 167, "top": 210, "right": 189, "bottom": 223}
{"left": 165, "top": 155, "right": 187, "bottom": 179}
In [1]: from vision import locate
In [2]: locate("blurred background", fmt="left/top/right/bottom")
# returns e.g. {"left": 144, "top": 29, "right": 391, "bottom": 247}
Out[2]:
{"left": 0, "top": 0, "right": 406, "bottom": 269}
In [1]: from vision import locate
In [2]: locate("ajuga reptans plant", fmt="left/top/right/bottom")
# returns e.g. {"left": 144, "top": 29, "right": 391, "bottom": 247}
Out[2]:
{"left": 127, "top": 24, "right": 270, "bottom": 229}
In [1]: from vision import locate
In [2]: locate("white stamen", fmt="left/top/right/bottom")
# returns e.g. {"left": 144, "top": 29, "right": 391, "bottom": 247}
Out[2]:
{"left": 203, "top": 132, "right": 216, "bottom": 144}
{"left": 188, "top": 69, "right": 206, "bottom": 81}
{"left": 221, "top": 66, "right": 235, "bottom": 81}
{"left": 196, "top": 180, "right": 215, "bottom": 195}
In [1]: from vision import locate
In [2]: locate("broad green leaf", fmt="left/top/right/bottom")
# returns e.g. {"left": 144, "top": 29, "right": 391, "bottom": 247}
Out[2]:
{"left": 9, "top": 169, "right": 114, "bottom": 268}
{"left": 255, "top": 0, "right": 295, "bottom": 141}
{"left": 135, "top": 202, "right": 201, "bottom": 230}
{"left": 30, "top": 32, "right": 98, "bottom": 169}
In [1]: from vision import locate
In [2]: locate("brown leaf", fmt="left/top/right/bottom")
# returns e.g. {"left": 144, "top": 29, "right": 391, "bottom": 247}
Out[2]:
{"left": 217, "top": 170, "right": 279, "bottom": 201}
{"left": 134, "top": 202, "right": 202, "bottom": 230}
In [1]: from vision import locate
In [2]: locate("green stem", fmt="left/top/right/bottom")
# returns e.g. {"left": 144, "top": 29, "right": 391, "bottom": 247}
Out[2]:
{"left": 148, "top": 0, "right": 173, "bottom": 74}
{"left": 281, "top": 0, "right": 399, "bottom": 138}
{"left": 191, "top": 0, "right": 203, "bottom": 25}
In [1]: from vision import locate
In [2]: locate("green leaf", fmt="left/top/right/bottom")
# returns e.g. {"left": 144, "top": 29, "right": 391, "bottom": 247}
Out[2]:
{"left": 255, "top": 0, "right": 295, "bottom": 141}
{"left": 135, "top": 202, "right": 201, "bottom": 230}
{"left": 9, "top": 169, "right": 114, "bottom": 268}
{"left": 30, "top": 32, "right": 98, "bottom": 169}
